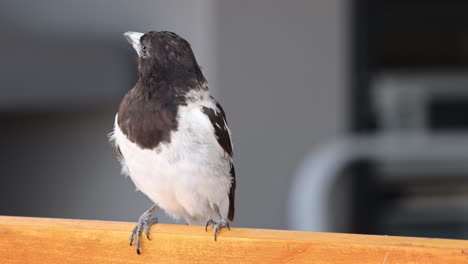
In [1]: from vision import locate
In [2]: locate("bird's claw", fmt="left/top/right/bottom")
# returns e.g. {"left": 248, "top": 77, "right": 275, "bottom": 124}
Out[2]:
{"left": 205, "top": 218, "right": 230, "bottom": 241}
{"left": 129, "top": 212, "right": 158, "bottom": 254}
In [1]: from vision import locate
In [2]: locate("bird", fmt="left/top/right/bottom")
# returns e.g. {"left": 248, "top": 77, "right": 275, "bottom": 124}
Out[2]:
{"left": 110, "top": 31, "right": 236, "bottom": 254}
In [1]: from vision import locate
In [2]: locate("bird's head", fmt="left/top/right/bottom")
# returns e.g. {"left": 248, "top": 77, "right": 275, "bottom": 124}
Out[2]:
{"left": 124, "top": 31, "right": 205, "bottom": 85}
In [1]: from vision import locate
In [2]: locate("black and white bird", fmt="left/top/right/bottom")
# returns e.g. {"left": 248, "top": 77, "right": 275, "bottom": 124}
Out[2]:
{"left": 111, "top": 31, "right": 235, "bottom": 254}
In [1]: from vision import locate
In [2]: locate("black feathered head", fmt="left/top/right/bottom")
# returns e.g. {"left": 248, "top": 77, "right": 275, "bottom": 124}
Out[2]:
{"left": 124, "top": 31, "right": 206, "bottom": 87}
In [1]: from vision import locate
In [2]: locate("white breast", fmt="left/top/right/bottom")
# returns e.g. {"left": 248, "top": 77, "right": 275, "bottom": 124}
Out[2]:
{"left": 111, "top": 103, "right": 232, "bottom": 224}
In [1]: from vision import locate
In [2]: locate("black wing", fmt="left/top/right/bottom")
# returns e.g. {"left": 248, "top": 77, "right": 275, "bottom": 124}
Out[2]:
{"left": 201, "top": 100, "right": 236, "bottom": 221}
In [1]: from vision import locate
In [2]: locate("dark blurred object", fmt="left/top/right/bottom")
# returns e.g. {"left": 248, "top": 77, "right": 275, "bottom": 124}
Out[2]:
{"left": 352, "top": 0, "right": 468, "bottom": 132}
{"left": 351, "top": 0, "right": 468, "bottom": 238}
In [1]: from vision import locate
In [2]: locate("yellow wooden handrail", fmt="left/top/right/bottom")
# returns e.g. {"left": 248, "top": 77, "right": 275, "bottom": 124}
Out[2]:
{"left": 1, "top": 215, "right": 468, "bottom": 263}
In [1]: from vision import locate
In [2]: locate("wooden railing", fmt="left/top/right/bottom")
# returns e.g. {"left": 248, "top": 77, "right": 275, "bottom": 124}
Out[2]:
{"left": 1, "top": 215, "right": 468, "bottom": 263}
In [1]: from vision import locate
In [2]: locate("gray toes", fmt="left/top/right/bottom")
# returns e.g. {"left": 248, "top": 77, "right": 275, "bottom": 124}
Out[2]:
{"left": 144, "top": 217, "right": 158, "bottom": 240}
{"left": 205, "top": 218, "right": 230, "bottom": 241}
{"left": 130, "top": 213, "right": 158, "bottom": 254}
{"left": 129, "top": 225, "right": 138, "bottom": 246}
{"left": 205, "top": 219, "right": 215, "bottom": 232}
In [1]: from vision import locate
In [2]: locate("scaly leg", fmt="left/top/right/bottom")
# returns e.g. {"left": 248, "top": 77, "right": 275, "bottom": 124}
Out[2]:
{"left": 129, "top": 204, "right": 158, "bottom": 254}
{"left": 205, "top": 204, "right": 230, "bottom": 241}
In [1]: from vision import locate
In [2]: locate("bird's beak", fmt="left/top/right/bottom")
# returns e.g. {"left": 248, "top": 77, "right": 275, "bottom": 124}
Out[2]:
{"left": 124, "top": 31, "right": 144, "bottom": 57}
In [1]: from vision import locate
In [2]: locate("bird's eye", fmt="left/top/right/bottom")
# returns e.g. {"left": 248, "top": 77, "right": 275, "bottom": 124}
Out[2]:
{"left": 142, "top": 46, "right": 147, "bottom": 51}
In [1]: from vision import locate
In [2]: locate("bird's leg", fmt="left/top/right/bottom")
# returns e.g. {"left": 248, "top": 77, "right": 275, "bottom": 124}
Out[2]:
{"left": 129, "top": 204, "right": 158, "bottom": 254}
{"left": 205, "top": 204, "right": 230, "bottom": 241}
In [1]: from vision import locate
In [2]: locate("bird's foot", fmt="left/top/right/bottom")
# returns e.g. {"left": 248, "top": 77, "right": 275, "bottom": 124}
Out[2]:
{"left": 129, "top": 208, "right": 158, "bottom": 254}
{"left": 205, "top": 217, "right": 230, "bottom": 241}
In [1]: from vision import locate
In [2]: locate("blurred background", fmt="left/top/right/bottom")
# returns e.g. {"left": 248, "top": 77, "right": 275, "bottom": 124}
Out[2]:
{"left": 1, "top": 0, "right": 468, "bottom": 240}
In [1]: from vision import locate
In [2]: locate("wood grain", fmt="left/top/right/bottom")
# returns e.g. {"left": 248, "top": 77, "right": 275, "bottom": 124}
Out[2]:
{"left": 1, "top": 215, "right": 468, "bottom": 263}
